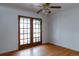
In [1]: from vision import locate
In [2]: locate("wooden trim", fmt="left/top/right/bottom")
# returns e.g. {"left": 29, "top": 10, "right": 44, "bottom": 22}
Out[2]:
{"left": 49, "top": 43, "right": 79, "bottom": 52}
{"left": 40, "top": 19, "right": 42, "bottom": 44}
{"left": 18, "top": 15, "right": 42, "bottom": 20}
{"left": 0, "top": 49, "right": 17, "bottom": 55}
{"left": 18, "top": 16, "right": 20, "bottom": 50}
{"left": 30, "top": 17, "right": 33, "bottom": 47}
{"left": 42, "top": 43, "right": 53, "bottom": 45}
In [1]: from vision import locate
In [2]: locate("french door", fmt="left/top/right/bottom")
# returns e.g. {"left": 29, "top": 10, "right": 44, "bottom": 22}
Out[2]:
{"left": 18, "top": 16, "right": 42, "bottom": 50}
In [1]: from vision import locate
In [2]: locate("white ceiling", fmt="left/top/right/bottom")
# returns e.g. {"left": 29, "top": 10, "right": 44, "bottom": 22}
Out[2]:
{"left": 0, "top": 3, "right": 79, "bottom": 15}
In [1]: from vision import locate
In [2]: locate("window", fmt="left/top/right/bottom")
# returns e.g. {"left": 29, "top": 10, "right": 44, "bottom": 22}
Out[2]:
{"left": 20, "top": 17, "right": 30, "bottom": 45}
{"left": 18, "top": 16, "right": 42, "bottom": 49}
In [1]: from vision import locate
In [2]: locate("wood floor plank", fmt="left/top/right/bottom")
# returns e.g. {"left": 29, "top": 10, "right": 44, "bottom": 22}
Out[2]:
{"left": 0, "top": 43, "right": 79, "bottom": 56}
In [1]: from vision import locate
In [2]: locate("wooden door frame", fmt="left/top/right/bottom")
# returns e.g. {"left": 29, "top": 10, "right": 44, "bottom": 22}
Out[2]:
{"left": 18, "top": 15, "right": 42, "bottom": 50}
{"left": 18, "top": 16, "right": 20, "bottom": 50}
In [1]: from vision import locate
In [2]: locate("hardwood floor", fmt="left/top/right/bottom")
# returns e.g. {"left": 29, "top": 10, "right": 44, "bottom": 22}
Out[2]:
{"left": 0, "top": 43, "right": 79, "bottom": 56}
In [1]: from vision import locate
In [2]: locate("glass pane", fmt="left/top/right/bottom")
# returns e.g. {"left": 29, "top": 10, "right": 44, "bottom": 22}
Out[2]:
{"left": 34, "top": 20, "right": 37, "bottom": 24}
{"left": 33, "top": 20, "right": 40, "bottom": 24}
{"left": 33, "top": 34, "right": 36, "bottom": 37}
{"left": 20, "top": 34, "right": 23, "bottom": 39}
{"left": 33, "top": 29, "right": 38, "bottom": 33}
{"left": 35, "top": 33, "right": 39, "bottom": 37}
{"left": 20, "top": 29, "right": 23, "bottom": 33}
{"left": 33, "top": 29, "right": 35, "bottom": 33}
{"left": 36, "top": 20, "right": 39, "bottom": 24}
{"left": 38, "top": 25, "right": 40, "bottom": 28}
{"left": 38, "top": 21, "right": 40, "bottom": 25}
{"left": 24, "top": 18, "right": 28, "bottom": 23}
{"left": 36, "top": 29, "right": 39, "bottom": 32}
{"left": 37, "top": 37, "right": 39, "bottom": 42}
{"left": 34, "top": 37, "right": 38, "bottom": 42}
{"left": 24, "top": 24, "right": 27, "bottom": 28}
{"left": 24, "top": 29, "right": 28, "bottom": 33}
{"left": 38, "top": 29, "right": 40, "bottom": 32}
{"left": 33, "top": 24, "right": 36, "bottom": 28}
{"left": 20, "top": 40, "right": 23, "bottom": 45}
{"left": 33, "top": 20, "right": 36, "bottom": 23}
{"left": 28, "top": 29, "right": 30, "bottom": 33}
{"left": 24, "top": 39, "right": 27, "bottom": 44}
{"left": 27, "top": 39, "right": 30, "bottom": 44}
{"left": 38, "top": 38, "right": 40, "bottom": 41}
{"left": 38, "top": 33, "right": 40, "bottom": 37}
{"left": 20, "top": 18, "right": 24, "bottom": 23}
{"left": 28, "top": 24, "right": 30, "bottom": 28}
{"left": 28, "top": 34, "right": 30, "bottom": 38}
{"left": 24, "top": 34, "right": 27, "bottom": 39}
{"left": 28, "top": 20, "right": 30, "bottom": 23}
{"left": 36, "top": 38, "right": 39, "bottom": 42}
{"left": 33, "top": 38, "right": 36, "bottom": 42}
{"left": 20, "top": 24, "right": 23, "bottom": 28}
{"left": 36, "top": 24, "right": 38, "bottom": 28}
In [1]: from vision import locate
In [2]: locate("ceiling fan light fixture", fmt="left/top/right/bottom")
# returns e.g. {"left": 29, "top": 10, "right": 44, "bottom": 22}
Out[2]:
{"left": 36, "top": 3, "right": 61, "bottom": 15}
{"left": 42, "top": 9, "right": 49, "bottom": 13}
{"left": 44, "top": 12, "right": 49, "bottom": 15}
{"left": 42, "top": 10, "right": 45, "bottom": 13}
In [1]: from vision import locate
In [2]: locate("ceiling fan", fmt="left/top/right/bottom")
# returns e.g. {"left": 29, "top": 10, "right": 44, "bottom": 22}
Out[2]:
{"left": 35, "top": 3, "right": 61, "bottom": 14}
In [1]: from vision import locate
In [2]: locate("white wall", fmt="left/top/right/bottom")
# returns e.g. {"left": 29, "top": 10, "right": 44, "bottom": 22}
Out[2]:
{"left": 0, "top": 6, "right": 48, "bottom": 53}
{"left": 48, "top": 5, "right": 79, "bottom": 51}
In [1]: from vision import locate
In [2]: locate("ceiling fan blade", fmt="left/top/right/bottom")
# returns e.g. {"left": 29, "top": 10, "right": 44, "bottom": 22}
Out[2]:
{"left": 37, "top": 9, "right": 43, "bottom": 14}
{"left": 50, "top": 6, "right": 61, "bottom": 8}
